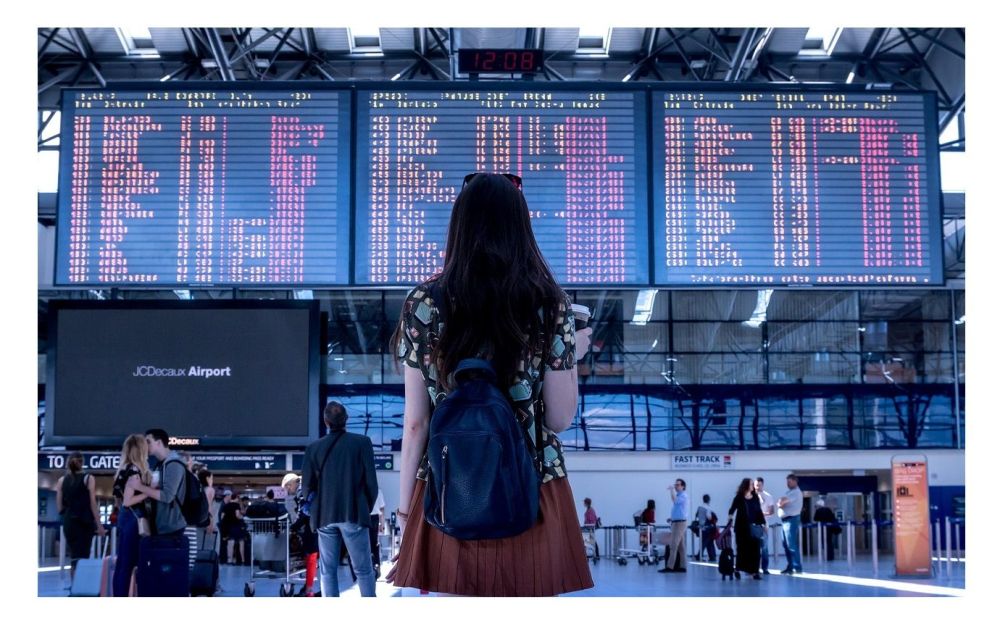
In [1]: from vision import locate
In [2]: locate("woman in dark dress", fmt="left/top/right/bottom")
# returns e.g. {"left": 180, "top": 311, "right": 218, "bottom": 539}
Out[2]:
{"left": 727, "top": 477, "right": 767, "bottom": 580}
{"left": 55, "top": 451, "right": 105, "bottom": 581}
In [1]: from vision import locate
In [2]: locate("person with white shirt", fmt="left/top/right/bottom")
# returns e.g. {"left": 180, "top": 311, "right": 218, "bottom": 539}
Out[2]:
{"left": 776, "top": 473, "right": 804, "bottom": 574}
{"left": 659, "top": 479, "right": 690, "bottom": 573}
{"left": 754, "top": 477, "right": 779, "bottom": 575}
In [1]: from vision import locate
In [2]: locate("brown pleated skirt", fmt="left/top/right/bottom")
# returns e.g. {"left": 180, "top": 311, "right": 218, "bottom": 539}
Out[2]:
{"left": 390, "top": 476, "right": 595, "bottom": 596}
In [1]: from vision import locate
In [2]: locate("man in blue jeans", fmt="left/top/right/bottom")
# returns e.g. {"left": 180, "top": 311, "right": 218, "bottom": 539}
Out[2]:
{"left": 776, "top": 473, "right": 804, "bottom": 574}
{"left": 302, "top": 402, "right": 379, "bottom": 596}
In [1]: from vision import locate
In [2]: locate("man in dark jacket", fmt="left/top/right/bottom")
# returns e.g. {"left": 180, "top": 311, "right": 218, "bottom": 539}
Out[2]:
{"left": 813, "top": 499, "right": 840, "bottom": 561}
{"left": 301, "top": 401, "right": 379, "bottom": 597}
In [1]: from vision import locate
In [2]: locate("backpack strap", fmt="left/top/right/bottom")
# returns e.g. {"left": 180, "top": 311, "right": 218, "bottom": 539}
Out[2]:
{"left": 164, "top": 458, "right": 188, "bottom": 511}
{"left": 431, "top": 278, "right": 547, "bottom": 478}
{"left": 317, "top": 431, "right": 347, "bottom": 477}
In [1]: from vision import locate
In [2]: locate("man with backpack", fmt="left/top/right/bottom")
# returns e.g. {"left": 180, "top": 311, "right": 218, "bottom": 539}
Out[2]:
{"left": 301, "top": 401, "right": 379, "bottom": 597}
{"left": 128, "top": 428, "right": 207, "bottom": 595}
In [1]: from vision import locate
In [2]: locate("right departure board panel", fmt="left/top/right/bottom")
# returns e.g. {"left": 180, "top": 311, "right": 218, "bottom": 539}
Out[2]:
{"left": 652, "top": 90, "right": 942, "bottom": 286}
{"left": 356, "top": 86, "right": 649, "bottom": 286}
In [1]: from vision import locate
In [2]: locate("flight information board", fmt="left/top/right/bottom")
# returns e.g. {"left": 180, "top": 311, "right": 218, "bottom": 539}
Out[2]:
{"left": 355, "top": 86, "right": 649, "bottom": 285}
{"left": 651, "top": 90, "right": 942, "bottom": 285}
{"left": 56, "top": 87, "right": 352, "bottom": 285}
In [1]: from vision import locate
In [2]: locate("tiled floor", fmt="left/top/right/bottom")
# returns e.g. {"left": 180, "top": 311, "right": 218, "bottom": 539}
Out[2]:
{"left": 38, "top": 554, "right": 965, "bottom": 597}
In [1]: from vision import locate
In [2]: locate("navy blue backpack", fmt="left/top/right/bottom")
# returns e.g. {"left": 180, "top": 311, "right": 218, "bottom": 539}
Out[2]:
{"left": 422, "top": 285, "right": 544, "bottom": 540}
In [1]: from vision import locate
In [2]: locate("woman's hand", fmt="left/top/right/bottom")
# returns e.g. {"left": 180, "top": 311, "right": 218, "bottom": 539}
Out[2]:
{"left": 575, "top": 327, "right": 592, "bottom": 357}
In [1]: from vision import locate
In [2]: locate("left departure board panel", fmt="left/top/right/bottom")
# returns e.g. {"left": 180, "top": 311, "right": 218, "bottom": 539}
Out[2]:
{"left": 56, "top": 87, "right": 352, "bottom": 286}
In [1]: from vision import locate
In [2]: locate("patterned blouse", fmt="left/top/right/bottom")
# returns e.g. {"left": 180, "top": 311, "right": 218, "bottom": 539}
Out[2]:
{"left": 396, "top": 279, "right": 577, "bottom": 484}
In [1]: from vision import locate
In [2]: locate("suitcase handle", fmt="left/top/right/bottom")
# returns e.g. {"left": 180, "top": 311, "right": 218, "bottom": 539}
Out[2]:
{"left": 200, "top": 529, "right": 219, "bottom": 551}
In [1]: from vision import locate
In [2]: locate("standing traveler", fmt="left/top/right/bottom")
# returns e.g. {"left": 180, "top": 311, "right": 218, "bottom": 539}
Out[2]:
{"left": 694, "top": 495, "right": 717, "bottom": 561}
{"left": 777, "top": 473, "right": 804, "bottom": 574}
{"left": 283, "top": 473, "right": 319, "bottom": 597}
{"left": 754, "top": 477, "right": 778, "bottom": 575}
{"left": 727, "top": 478, "right": 767, "bottom": 580}
{"left": 813, "top": 499, "right": 840, "bottom": 561}
{"left": 659, "top": 479, "right": 689, "bottom": 573}
{"left": 301, "top": 401, "right": 379, "bottom": 597}
{"left": 219, "top": 491, "right": 245, "bottom": 565}
{"left": 56, "top": 451, "right": 106, "bottom": 581}
{"left": 111, "top": 435, "right": 151, "bottom": 596}
{"left": 582, "top": 498, "right": 600, "bottom": 560}
{"left": 194, "top": 467, "right": 217, "bottom": 552}
{"left": 385, "top": 173, "right": 594, "bottom": 596}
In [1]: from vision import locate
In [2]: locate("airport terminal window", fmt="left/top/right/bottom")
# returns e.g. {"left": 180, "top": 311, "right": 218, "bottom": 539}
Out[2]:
{"left": 40, "top": 287, "right": 965, "bottom": 451}
{"left": 671, "top": 290, "right": 760, "bottom": 321}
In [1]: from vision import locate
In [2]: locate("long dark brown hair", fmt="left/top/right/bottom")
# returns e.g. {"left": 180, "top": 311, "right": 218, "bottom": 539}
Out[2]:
{"left": 737, "top": 477, "right": 754, "bottom": 497}
{"left": 391, "top": 173, "right": 565, "bottom": 391}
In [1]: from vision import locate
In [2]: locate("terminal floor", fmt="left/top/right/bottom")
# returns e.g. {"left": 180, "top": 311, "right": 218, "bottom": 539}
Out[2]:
{"left": 38, "top": 555, "right": 964, "bottom": 597}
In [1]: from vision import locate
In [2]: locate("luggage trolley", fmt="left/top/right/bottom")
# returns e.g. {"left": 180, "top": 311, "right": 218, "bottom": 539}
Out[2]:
{"left": 615, "top": 523, "right": 661, "bottom": 566}
{"left": 243, "top": 513, "right": 298, "bottom": 597}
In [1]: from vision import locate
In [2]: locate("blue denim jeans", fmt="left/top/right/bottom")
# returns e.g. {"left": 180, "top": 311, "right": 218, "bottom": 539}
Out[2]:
{"left": 781, "top": 516, "right": 802, "bottom": 571}
{"left": 113, "top": 507, "right": 140, "bottom": 596}
{"left": 317, "top": 522, "right": 376, "bottom": 597}
{"left": 758, "top": 525, "right": 769, "bottom": 571}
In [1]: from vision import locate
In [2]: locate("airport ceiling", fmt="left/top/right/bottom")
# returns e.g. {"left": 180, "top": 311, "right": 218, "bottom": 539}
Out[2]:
{"left": 37, "top": 27, "right": 965, "bottom": 140}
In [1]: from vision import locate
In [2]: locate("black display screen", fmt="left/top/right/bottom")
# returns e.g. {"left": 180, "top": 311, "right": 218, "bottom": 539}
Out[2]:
{"left": 45, "top": 301, "right": 320, "bottom": 447}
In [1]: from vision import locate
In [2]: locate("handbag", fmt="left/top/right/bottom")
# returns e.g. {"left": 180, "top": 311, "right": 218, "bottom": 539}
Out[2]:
{"left": 136, "top": 515, "right": 151, "bottom": 537}
{"left": 744, "top": 496, "right": 765, "bottom": 539}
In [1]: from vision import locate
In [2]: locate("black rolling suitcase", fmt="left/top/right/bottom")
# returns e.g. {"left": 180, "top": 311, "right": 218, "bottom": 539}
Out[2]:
{"left": 190, "top": 531, "right": 219, "bottom": 596}
{"left": 137, "top": 533, "right": 190, "bottom": 596}
{"left": 716, "top": 523, "right": 737, "bottom": 580}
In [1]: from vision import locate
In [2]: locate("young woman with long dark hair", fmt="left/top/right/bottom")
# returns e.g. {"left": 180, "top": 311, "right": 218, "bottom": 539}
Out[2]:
{"left": 386, "top": 173, "right": 594, "bottom": 596}
{"left": 56, "top": 451, "right": 105, "bottom": 581}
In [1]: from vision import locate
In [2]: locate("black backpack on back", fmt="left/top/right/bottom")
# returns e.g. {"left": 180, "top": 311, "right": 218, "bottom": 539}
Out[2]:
{"left": 165, "top": 459, "right": 210, "bottom": 528}
{"left": 421, "top": 281, "right": 544, "bottom": 540}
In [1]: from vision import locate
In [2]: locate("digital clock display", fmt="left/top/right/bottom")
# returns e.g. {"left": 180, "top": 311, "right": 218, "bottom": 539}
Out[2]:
{"left": 458, "top": 49, "right": 544, "bottom": 74}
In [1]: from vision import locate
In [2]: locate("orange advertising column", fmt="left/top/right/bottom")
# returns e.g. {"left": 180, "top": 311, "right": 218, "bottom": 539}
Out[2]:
{"left": 891, "top": 457, "right": 932, "bottom": 577}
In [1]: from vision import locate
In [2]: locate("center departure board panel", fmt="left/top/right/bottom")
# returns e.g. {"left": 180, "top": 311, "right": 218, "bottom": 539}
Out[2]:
{"left": 355, "top": 85, "right": 649, "bottom": 285}
{"left": 652, "top": 89, "right": 942, "bottom": 285}
{"left": 56, "top": 86, "right": 351, "bottom": 286}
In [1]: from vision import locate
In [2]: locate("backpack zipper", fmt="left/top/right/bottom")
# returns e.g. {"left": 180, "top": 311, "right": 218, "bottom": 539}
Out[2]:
{"left": 440, "top": 445, "right": 448, "bottom": 524}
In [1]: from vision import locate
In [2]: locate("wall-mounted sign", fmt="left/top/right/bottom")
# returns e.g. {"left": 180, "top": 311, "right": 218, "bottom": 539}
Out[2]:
{"left": 671, "top": 453, "right": 734, "bottom": 470}
{"left": 892, "top": 457, "right": 932, "bottom": 577}
{"left": 291, "top": 453, "right": 393, "bottom": 471}
{"left": 39, "top": 452, "right": 120, "bottom": 471}
{"left": 39, "top": 451, "right": 284, "bottom": 473}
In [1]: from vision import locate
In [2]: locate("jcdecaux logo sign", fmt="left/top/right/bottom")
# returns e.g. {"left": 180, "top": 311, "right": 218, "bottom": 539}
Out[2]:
{"left": 132, "top": 365, "right": 233, "bottom": 378}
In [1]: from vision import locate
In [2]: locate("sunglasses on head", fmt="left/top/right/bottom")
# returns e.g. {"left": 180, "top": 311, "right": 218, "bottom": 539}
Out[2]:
{"left": 462, "top": 172, "right": 523, "bottom": 190}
